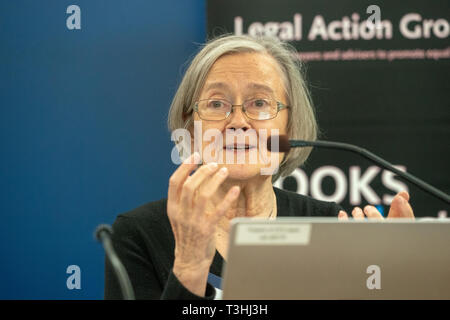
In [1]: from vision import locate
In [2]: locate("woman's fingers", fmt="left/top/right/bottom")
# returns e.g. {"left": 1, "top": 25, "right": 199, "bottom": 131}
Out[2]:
{"left": 343, "top": 195, "right": 413, "bottom": 221}
{"left": 351, "top": 207, "right": 365, "bottom": 220}
{"left": 338, "top": 210, "right": 349, "bottom": 220}
{"left": 168, "top": 152, "right": 200, "bottom": 205}
{"left": 363, "top": 205, "right": 384, "bottom": 220}
{"left": 212, "top": 186, "right": 241, "bottom": 224}
{"left": 180, "top": 162, "right": 220, "bottom": 212}
{"left": 340, "top": 207, "right": 383, "bottom": 220}
{"left": 195, "top": 166, "right": 230, "bottom": 212}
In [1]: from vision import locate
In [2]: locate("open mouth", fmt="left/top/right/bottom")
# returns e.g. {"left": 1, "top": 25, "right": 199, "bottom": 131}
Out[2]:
{"left": 224, "top": 144, "right": 256, "bottom": 150}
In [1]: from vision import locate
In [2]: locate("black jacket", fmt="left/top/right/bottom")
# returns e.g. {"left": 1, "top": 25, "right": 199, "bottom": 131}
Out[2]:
{"left": 104, "top": 187, "right": 342, "bottom": 300}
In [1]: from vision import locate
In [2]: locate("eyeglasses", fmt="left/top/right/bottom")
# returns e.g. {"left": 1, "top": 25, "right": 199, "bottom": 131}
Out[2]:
{"left": 194, "top": 98, "right": 289, "bottom": 121}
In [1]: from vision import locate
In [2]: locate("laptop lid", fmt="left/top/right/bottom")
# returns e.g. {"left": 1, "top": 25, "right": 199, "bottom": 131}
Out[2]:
{"left": 221, "top": 217, "right": 450, "bottom": 299}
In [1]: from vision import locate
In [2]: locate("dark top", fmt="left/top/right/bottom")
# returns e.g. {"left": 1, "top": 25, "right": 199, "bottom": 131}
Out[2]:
{"left": 104, "top": 187, "right": 343, "bottom": 300}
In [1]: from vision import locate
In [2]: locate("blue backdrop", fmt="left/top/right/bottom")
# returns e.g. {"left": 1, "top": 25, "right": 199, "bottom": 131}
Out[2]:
{"left": 0, "top": 0, "right": 206, "bottom": 299}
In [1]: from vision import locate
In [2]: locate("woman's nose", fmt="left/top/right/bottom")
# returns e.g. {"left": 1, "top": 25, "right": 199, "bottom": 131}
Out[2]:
{"left": 226, "top": 105, "right": 250, "bottom": 131}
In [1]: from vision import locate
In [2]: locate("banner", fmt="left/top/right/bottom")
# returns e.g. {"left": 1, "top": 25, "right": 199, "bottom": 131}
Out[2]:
{"left": 207, "top": 0, "right": 450, "bottom": 217}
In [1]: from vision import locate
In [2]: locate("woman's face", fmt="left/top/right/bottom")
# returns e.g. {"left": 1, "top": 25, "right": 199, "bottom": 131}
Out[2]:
{"left": 192, "top": 51, "right": 289, "bottom": 181}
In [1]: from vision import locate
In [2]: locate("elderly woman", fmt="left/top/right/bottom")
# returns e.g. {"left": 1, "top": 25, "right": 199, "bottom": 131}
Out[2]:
{"left": 104, "top": 35, "right": 414, "bottom": 300}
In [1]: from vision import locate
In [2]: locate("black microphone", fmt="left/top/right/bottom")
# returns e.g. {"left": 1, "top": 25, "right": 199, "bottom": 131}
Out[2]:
{"left": 267, "top": 135, "right": 450, "bottom": 204}
{"left": 95, "top": 224, "right": 135, "bottom": 300}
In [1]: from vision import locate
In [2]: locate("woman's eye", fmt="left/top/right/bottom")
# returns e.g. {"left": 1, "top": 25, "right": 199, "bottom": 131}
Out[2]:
{"left": 209, "top": 100, "right": 223, "bottom": 108}
{"left": 253, "top": 99, "right": 268, "bottom": 107}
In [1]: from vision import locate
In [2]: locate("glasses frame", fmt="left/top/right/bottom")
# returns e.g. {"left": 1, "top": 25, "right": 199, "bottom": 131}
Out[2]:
{"left": 193, "top": 98, "right": 290, "bottom": 121}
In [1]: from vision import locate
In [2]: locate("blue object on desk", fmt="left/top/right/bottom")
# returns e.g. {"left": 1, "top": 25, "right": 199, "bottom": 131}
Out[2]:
{"left": 208, "top": 273, "right": 222, "bottom": 290}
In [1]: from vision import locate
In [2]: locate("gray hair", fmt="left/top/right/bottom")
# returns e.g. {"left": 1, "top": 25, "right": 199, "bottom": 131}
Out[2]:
{"left": 168, "top": 34, "right": 317, "bottom": 181}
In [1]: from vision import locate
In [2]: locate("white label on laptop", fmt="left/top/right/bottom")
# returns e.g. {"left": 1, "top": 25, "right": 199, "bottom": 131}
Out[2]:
{"left": 235, "top": 223, "right": 312, "bottom": 245}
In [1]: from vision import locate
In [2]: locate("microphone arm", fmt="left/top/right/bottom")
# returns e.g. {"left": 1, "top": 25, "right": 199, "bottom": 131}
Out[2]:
{"left": 95, "top": 224, "right": 135, "bottom": 300}
{"left": 290, "top": 139, "right": 450, "bottom": 205}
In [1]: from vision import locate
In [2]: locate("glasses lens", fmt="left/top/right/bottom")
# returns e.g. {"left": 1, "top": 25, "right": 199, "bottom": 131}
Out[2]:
{"left": 244, "top": 99, "right": 277, "bottom": 120}
{"left": 196, "top": 99, "right": 279, "bottom": 120}
{"left": 198, "top": 99, "right": 231, "bottom": 120}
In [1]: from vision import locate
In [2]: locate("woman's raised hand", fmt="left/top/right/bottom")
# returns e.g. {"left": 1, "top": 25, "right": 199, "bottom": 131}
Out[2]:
{"left": 167, "top": 152, "right": 240, "bottom": 296}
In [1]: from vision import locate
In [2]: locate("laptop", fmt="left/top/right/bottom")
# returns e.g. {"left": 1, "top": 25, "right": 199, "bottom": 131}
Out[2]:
{"left": 221, "top": 217, "right": 450, "bottom": 300}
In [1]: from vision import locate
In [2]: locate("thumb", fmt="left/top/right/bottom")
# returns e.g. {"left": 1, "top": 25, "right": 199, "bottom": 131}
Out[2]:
{"left": 387, "top": 192, "right": 414, "bottom": 219}
{"left": 398, "top": 190, "right": 410, "bottom": 201}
